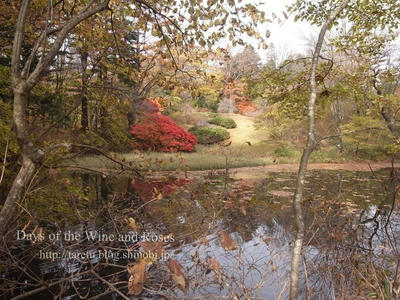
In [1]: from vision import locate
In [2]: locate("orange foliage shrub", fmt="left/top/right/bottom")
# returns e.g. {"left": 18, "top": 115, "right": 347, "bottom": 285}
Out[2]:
{"left": 220, "top": 78, "right": 256, "bottom": 115}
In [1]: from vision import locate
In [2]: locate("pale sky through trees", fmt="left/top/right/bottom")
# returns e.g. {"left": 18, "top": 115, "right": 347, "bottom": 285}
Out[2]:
{"left": 250, "top": 0, "right": 400, "bottom": 62}
{"left": 229, "top": 0, "right": 317, "bottom": 63}
{"left": 262, "top": 0, "right": 315, "bottom": 54}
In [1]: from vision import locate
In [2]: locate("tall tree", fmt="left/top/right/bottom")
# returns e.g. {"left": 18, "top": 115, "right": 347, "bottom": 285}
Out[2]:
{"left": 1, "top": 0, "right": 268, "bottom": 233}
{"left": 288, "top": 1, "right": 351, "bottom": 299}
{"left": 225, "top": 46, "right": 260, "bottom": 80}
{"left": 0, "top": 0, "right": 111, "bottom": 234}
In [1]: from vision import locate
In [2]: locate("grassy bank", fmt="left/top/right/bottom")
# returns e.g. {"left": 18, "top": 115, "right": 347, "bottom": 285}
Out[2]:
{"left": 66, "top": 143, "right": 352, "bottom": 172}
{"left": 67, "top": 151, "right": 274, "bottom": 171}
{"left": 66, "top": 112, "right": 387, "bottom": 172}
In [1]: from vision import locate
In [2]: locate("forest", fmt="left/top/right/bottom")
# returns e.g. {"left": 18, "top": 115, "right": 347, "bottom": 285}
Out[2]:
{"left": 1, "top": 0, "right": 400, "bottom": 299}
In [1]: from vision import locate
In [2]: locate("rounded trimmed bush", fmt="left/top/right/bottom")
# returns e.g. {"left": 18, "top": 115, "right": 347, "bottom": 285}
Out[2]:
{"left": 188, "top": 126, "right": 230, "bottom": 144}
{"left": 208, "top": 116, "right": 237, "bottom": 129}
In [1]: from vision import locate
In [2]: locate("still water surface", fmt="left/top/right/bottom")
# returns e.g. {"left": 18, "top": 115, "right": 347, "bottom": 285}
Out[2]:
{"left": 6, "top": 168, "right": 400, "bottom": 299}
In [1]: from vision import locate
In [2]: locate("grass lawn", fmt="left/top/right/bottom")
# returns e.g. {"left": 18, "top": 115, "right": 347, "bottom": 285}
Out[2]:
{"left": 68, "top": 151, "right": 274, "bottom": 171}
{"left": 67, "top": 113, "right": 351, "bottom": 171}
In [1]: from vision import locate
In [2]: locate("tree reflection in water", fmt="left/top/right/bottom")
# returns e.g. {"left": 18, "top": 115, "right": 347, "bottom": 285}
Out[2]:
{"left": 0, "top": 168, "right": 399, "bottom": 299}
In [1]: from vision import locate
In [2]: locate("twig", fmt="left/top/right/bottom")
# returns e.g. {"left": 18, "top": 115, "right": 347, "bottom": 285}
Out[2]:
{"left": 108, "top": 9, "right": 123, "bottom": 61}
{"left": 317, "top": 127, "right": 386, "bottom": 144}
{"left": 91, "top": 270, "right": 129, "bottom": 300}
{"left": 38, "top": 102, "right": 81, "bottom": 139}
{"left": 68, "top": 144, "right": 141, "bottom": 175}
{"left": 10, "top": 270, "right": 93, "bottom": 300}
{"left": 0, "top": 135, "right": 9, "bottom": 185}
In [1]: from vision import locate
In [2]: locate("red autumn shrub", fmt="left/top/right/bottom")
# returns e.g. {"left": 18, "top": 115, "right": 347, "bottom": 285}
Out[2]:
{"left": 130, "top": 113, "right": 197, "bottom": 152}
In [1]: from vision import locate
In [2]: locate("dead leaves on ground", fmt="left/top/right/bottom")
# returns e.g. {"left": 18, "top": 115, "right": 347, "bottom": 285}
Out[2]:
{"left": 268, "top": 190, "right": 294, "bottom": 197}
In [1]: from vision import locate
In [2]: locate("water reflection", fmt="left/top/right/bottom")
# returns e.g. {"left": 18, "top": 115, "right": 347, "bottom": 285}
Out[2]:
{"left": 1, "top": 168, "right": 399, "bottom": 299}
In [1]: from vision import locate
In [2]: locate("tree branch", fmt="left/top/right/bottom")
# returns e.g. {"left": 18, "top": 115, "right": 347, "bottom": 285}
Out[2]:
{"left": 317, "top": 127, "right": 386, "bottom": 144}
{"left": 25, "top": 0, "right": 110, "bottom": 90}
{"left": 66, "top": 144, "right": 141, "bottom": 175}
{"left": 10, "top": 269, "right": 93, "bottom": 300}
{"left": 11, "top": 0, "right": 30, "bottom": 83}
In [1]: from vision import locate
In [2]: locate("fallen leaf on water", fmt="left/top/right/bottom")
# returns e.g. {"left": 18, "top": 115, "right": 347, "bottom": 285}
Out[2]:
{"left": 126, "top": 217, "right": 137, "bottom": 231}
{"left": 139, "top": 241, "right": 165, "bottom": 256}
{"left": 168, "top": 259, "right": 188, "bottom": 293}
{"left": 220, "top": 230, "right": 237, "bottom": 250}
{"left": 208, "top": 257, "right": 220, "bottom": 272}
{"left": 199, "top": 237, "right": 209, "bottom": 247}
{"left": 127, "top": 260, "right": 147, "bottom": 295}
{"left": 240, "top": 206, "right": 247, "bottom": 216}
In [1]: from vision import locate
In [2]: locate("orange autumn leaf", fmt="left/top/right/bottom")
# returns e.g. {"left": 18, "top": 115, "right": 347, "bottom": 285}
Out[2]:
{"left": 127, "top": 260, "right": 147, "bottom": 295}
{"left": 208, "top": 257, "right": 220, "bottom": 272}
{"left": 220, "top": 230, "right": 238, "bottom": 251}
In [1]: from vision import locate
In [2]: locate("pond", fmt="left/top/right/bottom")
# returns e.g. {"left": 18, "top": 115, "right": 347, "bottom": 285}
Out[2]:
{"left": 2, "top": 167, "right": 399, "bottom": 299}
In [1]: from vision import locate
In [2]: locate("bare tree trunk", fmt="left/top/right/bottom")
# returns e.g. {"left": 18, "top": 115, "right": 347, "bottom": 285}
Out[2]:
{"left": 331, "top": 99, "right": 344, "bottom": 152}
{"left": 0, "top": 155, "right": 36, "bottom": 228}
{"left": 0, "top": 88, "right": 44, "bottom": 233}
{"left": 80, "top": 48, "right": 89, "bottom": 130}
{"left": 289, "top": 1, "right": 350, "bottom": 299}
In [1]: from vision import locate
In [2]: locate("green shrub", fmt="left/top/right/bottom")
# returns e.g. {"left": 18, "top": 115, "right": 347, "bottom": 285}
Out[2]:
{"left": 208, "top": 116, "right": 237, "bottom": 128}
{"left": 274, "top": 143, "right": 296, "bottom": 157}
{"left": 344, "top": 143, "right": 387, "bottom": 161}
{"left": 342, "top": 116, "right": 391, "bottom": 160}
{"left": 188, "top": 126, "right": 230, "bottom": 144}
{"left": 310, "top": 147, "right": 343, "bottom": 162}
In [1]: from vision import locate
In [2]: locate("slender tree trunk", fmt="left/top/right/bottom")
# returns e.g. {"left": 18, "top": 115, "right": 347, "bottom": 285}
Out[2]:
{"left": 0, "top": 88, "right": 44, "bottom": 234}
{"left": 289, "top": 1, "right": 350, "bottom": 299}
{"left": 331, "top": 99, "right": 344, "bottom": 152}
{"left": 80, "top": 49, "right": 89, "bottom": 131}
{"left": 372, "top": 72, "right": 400, "bottom": 137}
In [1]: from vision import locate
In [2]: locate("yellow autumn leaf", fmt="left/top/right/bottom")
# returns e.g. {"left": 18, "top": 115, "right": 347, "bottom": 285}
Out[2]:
{"left": 126, "top": 217, "right": 137, "bottom": 231}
